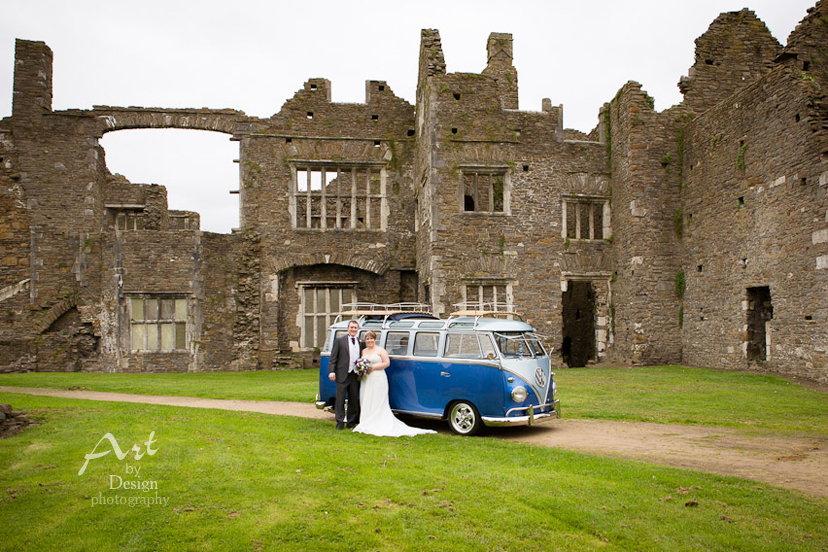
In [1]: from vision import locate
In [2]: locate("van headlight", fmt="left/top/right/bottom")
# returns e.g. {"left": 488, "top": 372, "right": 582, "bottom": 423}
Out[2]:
{"left": 511, "top": 386, "right": 528, "bottom": 403}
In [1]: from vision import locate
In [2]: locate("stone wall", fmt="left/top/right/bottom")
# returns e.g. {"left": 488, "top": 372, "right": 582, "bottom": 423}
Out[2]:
{"left": 680, "top": 64, "right": 828, "bottom": 379}
{"left": 604, "top": 83, "right": 684, "bottom": 366}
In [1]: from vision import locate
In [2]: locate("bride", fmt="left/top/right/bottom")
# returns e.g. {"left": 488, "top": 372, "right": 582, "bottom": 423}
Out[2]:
{"left": 353, "top": 331, "right": 436, "bottom": 437}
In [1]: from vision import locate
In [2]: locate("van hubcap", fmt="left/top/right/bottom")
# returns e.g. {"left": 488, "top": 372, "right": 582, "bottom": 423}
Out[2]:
{"left": 453, "top": 404, "right": 474, "bottom": 431}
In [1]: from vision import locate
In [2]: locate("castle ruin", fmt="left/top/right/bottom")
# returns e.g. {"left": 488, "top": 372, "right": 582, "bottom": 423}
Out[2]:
{"left": 1, "top": 3, "right": 827, "bottom": 382}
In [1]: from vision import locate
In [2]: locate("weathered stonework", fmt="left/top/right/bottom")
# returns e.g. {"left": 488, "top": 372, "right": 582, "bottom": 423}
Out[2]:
{"left": 0, "top": 403, "right": 34, "bottom": 438}
{"left": 1, "top": 2, "right": 827, "bottom": 383}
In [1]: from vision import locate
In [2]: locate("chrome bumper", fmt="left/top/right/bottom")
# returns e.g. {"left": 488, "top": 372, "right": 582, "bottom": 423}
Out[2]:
{"left": 482, "top": 400, "right": 560, "bottom": 427}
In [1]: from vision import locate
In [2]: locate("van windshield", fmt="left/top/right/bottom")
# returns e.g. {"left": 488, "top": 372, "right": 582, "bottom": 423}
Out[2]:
{"left": 494, "top": 332, "right": 546, "bottom": 358}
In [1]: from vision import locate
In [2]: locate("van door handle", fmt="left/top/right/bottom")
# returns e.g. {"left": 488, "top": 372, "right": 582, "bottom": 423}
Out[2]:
{"left": 440, "top": 371, "right": 451, "bottom": 377}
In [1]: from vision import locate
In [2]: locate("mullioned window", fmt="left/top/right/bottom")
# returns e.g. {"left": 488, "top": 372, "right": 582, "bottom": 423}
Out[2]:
{"left": 129, "top": 295, "right": 188, "bottom": 351}
{"left": 290, "top": 164, "right": 386, "bottom": 230}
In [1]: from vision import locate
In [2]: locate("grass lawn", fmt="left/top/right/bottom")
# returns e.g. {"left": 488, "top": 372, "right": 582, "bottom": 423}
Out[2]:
{"left": 555, "top": 365, "right": 828, "bottom": 435}
{"left": 0, "top": 370, "right": 316, "bottom": 403}
{"left": 2, "top": 365, "right": 827, "bottom": 434}
{"left": 1, "top": 392, "right": 827, "bottom": 551}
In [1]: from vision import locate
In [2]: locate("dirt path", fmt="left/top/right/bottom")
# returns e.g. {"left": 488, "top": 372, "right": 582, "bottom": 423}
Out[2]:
{"left": 2, "top": 385, "right": 827, "bottom": 498}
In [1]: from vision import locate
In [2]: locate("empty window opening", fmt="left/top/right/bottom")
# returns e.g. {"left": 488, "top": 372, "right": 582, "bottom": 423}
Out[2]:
{"left": 801, "top": 177, "right": 808, "bottom": 186}
{"left": 561, "top": 280, "right": 596, "bottom": 368}
{"left": 285, "top": 137, "right": 292, "bottom": 143}
{"left": 464, "top": 195, "right": 475, "bottom": 211}
{"left": 292, "top": 164, "right": 386, "bottom": 230}
{"left": 307, "top": 112, "right": 314, "bottom": 119}
{"left": 563, "top": 198, "right": 608, "bottom": 240}
{"left": 113, "top": 211, "right": 145, "bottom": 232}
{"left": 738, "top": 196, "right": 745, "bottom": 207}
{"left": 378, "top": 85, "right": 385, "bottom": 91}
{"left": 169, "top": 214, "right": 196, "bottom": 230}
{"left": 462, "top": 170, "right": 506, "bottom": 213}
{"left": 451, "top": 128, "right": 458, "bottom": 134}
{"left": 371, "top": 114, "right": 379, "bottom": 121}
{"left": 705, "top": 59, "right": 714, "bottom": 65}
{"left": 373, "top": 141, "right": 381, "bottom": 148}
{"left": 522, "top": 165, "right": 529, "bottom": 172}
{"left": 803, "top": 61, "right": 811, "bottom": 71}
{"left": 407, "top": 129, "right": 415, "bottom": 137}
{"left": 746, "top": 286, "right": 772, "bottom": 362}
{"left": 463, "top": 283, "right": 511, "bottom": 312}
{"left": 453, "top": 93, "right": 461, "bottom": 100}
{"left": 310, "top": 83, "right": 318, "bottom": 90}
{"left": 697, "top": 265, "right": 703, "bottom": 272}
{"left": 796, "top": 113, "right": 801, "bottom": 122}
{"left": 101, "top": 129, "right": 239, "bottom": 233}
{"left": 805, "top": 314, "right": 813, "bottom": 320}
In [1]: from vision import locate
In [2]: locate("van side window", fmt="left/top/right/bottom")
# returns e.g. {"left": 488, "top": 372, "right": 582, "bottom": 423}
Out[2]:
{"left": 413, "top": 332, "right": 440, "bottom": 357}
{"left": 445, "top": 333, "right": 483, "bottom": 359}
{"left": 386, "top": 332, "right": 410, "bottom": 356}
{"left": 479, "top": 334, "right": 496, "bottom": 358}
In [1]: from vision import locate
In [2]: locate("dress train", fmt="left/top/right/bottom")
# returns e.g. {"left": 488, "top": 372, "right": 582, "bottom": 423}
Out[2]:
{"left": 353, "top": 354, "right": 435, "bottom": 437}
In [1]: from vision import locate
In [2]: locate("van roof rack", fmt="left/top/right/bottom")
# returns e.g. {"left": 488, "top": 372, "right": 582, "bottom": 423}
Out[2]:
{"left": 334, "top": 302, "right": 436, "bottom": 324}
{"left": 449, "top": 302, "right": 523, "bottom": 320}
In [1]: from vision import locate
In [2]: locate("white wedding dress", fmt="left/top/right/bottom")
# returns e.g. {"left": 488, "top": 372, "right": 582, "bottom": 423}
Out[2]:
{"left": 353, "top": 353, "right": 436, "bottom": 437}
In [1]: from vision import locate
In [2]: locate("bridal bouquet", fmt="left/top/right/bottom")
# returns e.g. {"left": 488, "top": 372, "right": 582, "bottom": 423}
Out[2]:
{"left": 353, "top": 357, "right": 372, "bottom": 379}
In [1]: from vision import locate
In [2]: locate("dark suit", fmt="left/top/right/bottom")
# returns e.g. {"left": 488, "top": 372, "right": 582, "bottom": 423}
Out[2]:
{"left": 329, "top": 334, "right": 361, "bottom": 427}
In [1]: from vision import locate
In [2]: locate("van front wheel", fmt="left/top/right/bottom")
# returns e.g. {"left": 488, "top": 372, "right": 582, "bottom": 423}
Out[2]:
{"left": 448, "top": 401, "right": 482, "bottom": 436}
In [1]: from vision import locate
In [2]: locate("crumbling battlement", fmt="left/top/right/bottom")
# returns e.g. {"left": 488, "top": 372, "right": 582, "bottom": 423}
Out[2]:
{"left": 0, "top": 3, "right": 827, "bottom": 382}
{"left": 679, "top": 9, "right": 782, "bottom": 113}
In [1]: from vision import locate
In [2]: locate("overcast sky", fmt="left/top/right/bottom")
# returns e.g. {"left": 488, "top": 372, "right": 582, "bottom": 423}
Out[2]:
{"left": 0, "top": 0, "right": 817, "bottom": 233}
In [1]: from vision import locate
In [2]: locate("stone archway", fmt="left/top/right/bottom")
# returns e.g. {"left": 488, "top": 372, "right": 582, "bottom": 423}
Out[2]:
{"left": 268, "top": 253, "right": 389, "bottom": 276}
{"left": 93, "top": 107, "right": 252, "bottom": 137}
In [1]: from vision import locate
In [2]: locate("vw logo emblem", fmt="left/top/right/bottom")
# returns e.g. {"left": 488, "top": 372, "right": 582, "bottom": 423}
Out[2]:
{"left": 534, "top": 367, "right": 546, "bottom": 388}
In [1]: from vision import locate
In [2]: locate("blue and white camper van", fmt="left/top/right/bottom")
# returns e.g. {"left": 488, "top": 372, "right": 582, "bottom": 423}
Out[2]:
{"left": 315, "top": 303, "right": 560, "bottom": 435}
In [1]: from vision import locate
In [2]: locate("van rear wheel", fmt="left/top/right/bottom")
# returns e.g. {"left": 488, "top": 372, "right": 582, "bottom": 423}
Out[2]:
{"left": 448, "top": 401, "right": 482, "bottom": 436}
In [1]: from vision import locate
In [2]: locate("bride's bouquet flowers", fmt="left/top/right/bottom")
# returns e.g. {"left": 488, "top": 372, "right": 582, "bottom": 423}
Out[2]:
{"left": 353, "top": 357, "right": 372, "bottom": 379}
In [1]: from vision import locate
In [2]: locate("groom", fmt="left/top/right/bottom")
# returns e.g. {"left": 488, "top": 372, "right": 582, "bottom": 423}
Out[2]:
{"left": 328, "top": 319, "right": 361, "bottom": 429}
